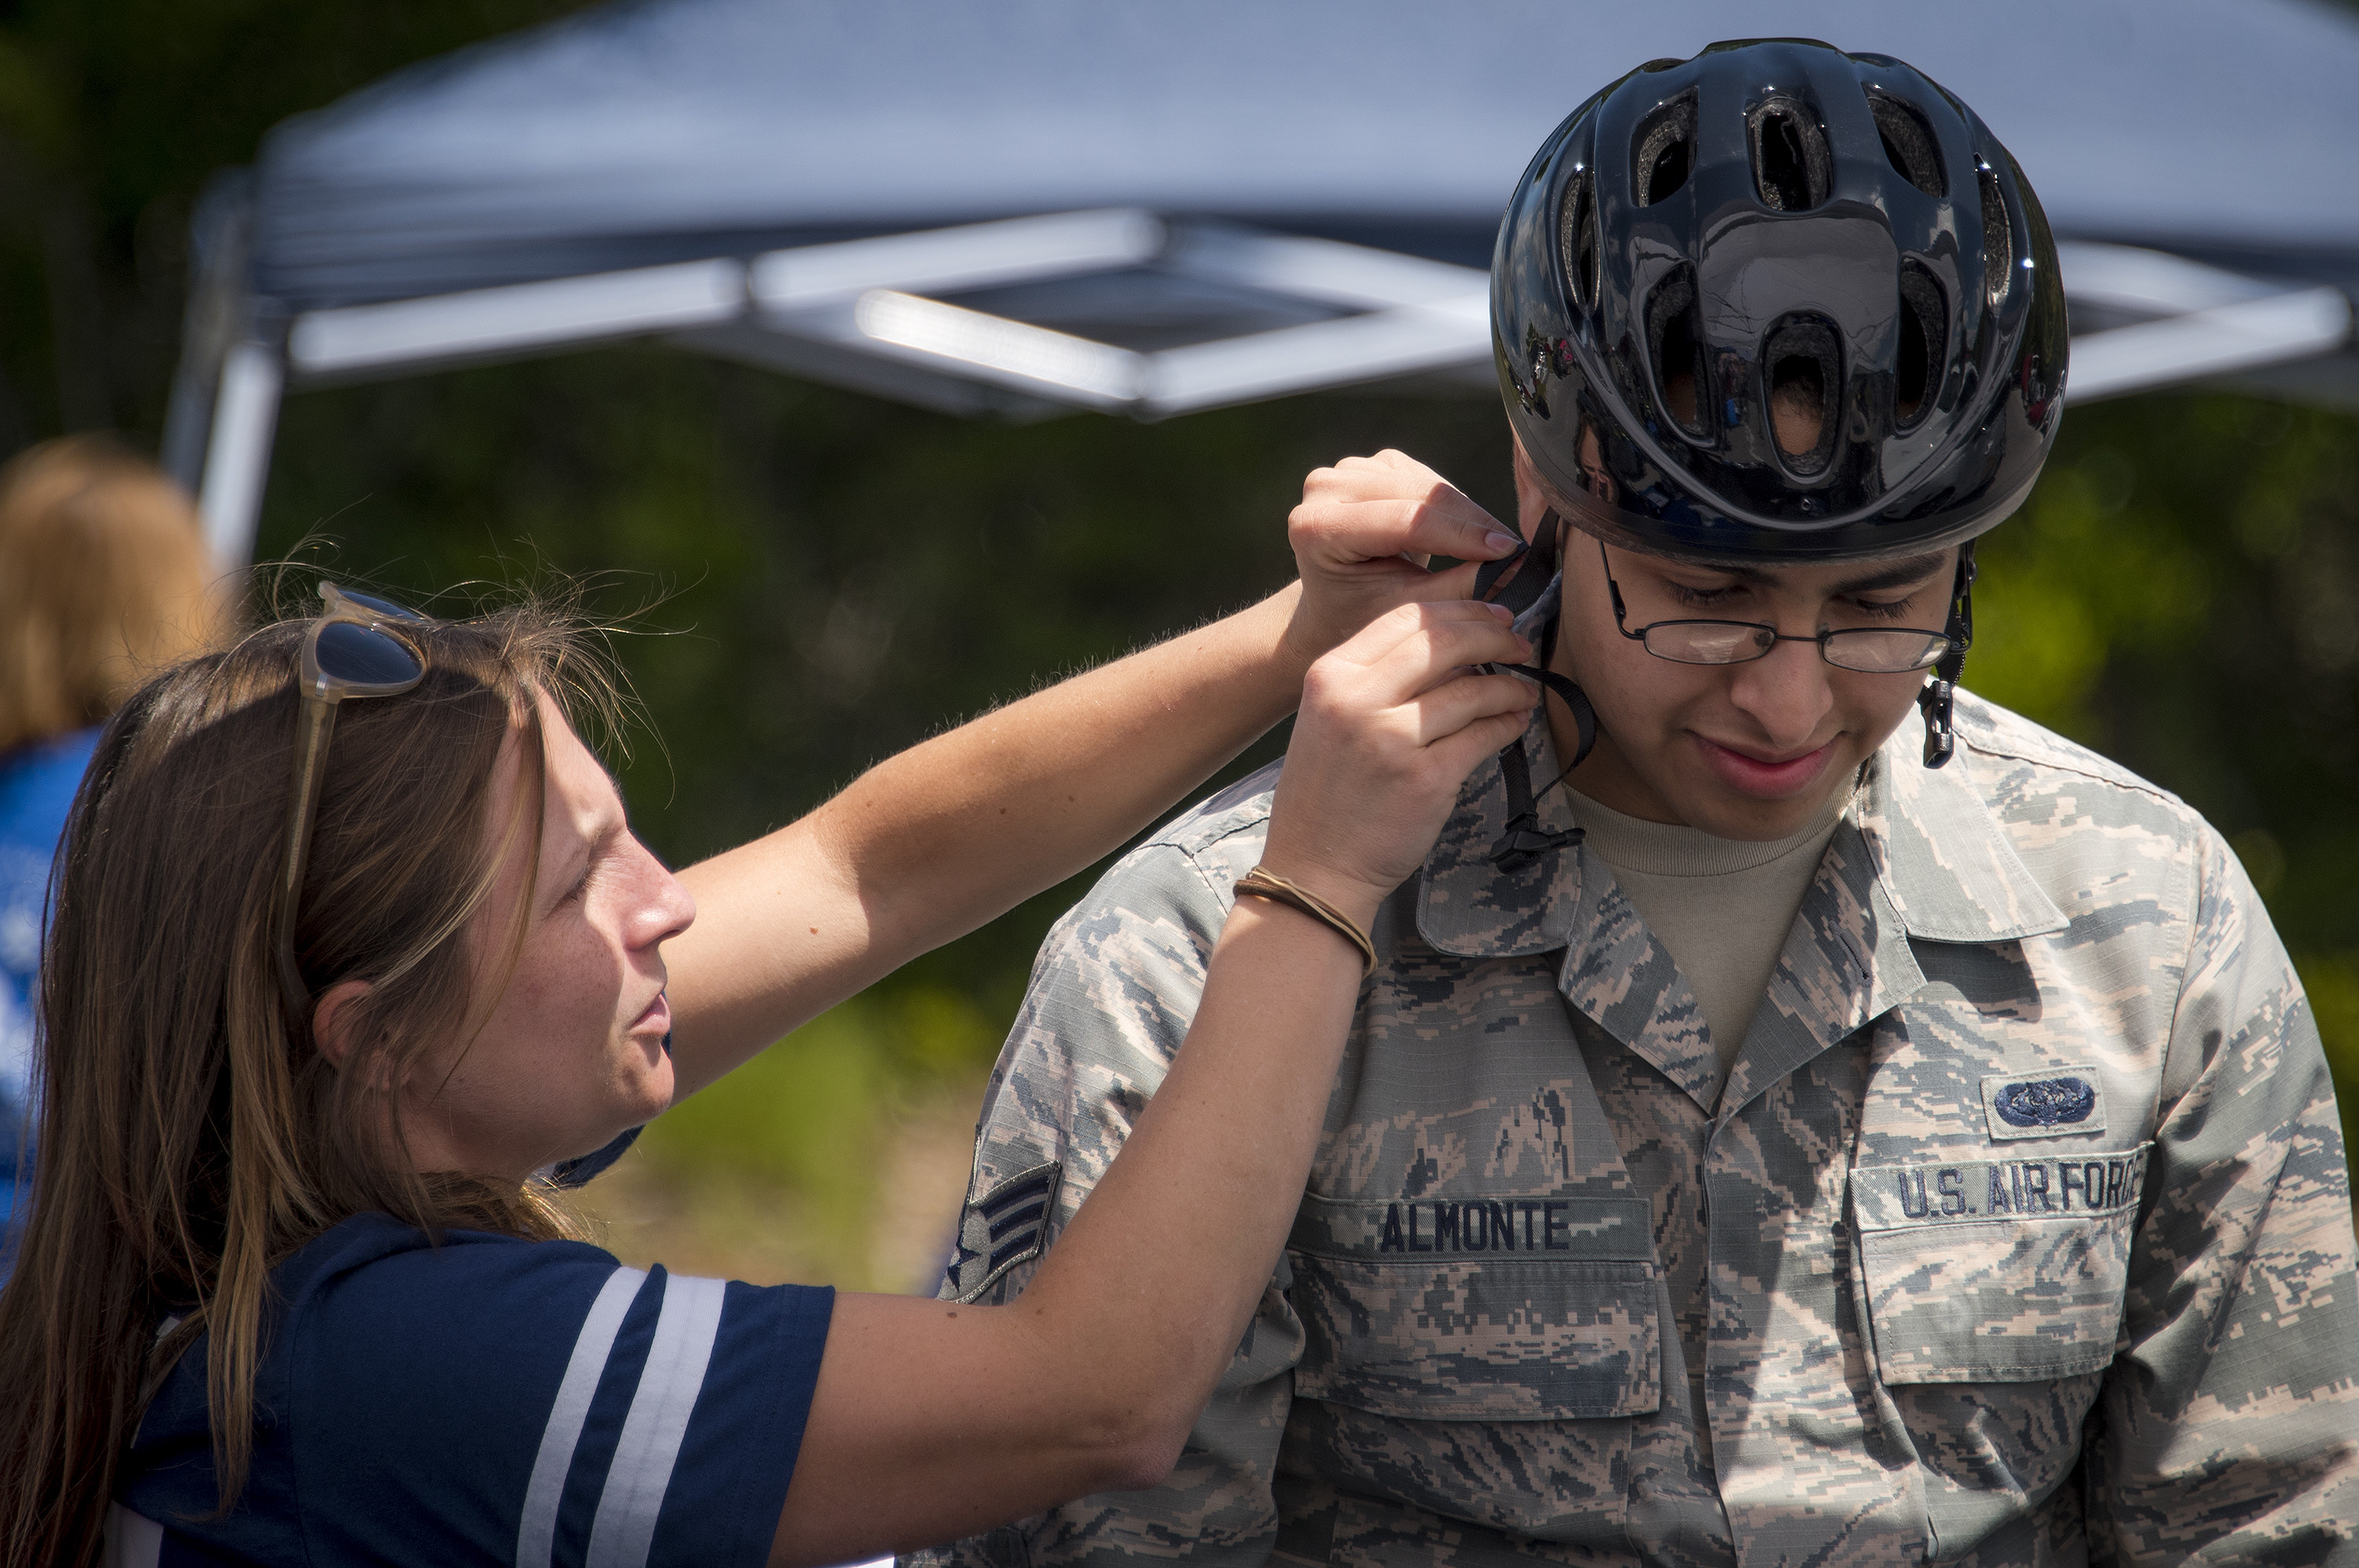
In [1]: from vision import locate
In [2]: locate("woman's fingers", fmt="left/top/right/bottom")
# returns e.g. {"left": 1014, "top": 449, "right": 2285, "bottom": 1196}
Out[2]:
{"left": 1322, "top": 601, "right": 1529, "bottom": 698}
{"left": 1383, "top": 711, "right": 1546, "bottom": 829}
{"left": 1423, "top": 699, "right": 1545, "bottom": 778}
{"left": 1290, "top": 452, "right": 1519, "bottom": 567}
{"left": 1281, "top": 451, "right": 1523, "bottom": 672}
{"left": 1320, "top": 598, "right": 1521, "bottom": 670}
{"left": 1400, "top": 670, "right": 1539, "bottom": 750}
{"left": 1375, "top": 615, "right": 1533, "bottom": 698}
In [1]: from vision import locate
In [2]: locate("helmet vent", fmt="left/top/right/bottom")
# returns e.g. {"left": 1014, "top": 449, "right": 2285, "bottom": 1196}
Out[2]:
{"left": 1978, "top": 162, "right": 2012, "bottom": 307}
{"left": 1633, "top": 94, "right": 1697, "bottom": 207}
{"left": 1646, "top": 266, "right": 1707, "bottom": 436}
{"left": 1559, "top": 168, "right": 1599, "bottom": 310}
{"left": 1895, "top": 260, "right": 1947, "bottom": 428}
{"left": 1762, "top": 316, "right": 1841, "bottom": 474}
{"left": 1868, "top": 92, "right": 1945, "bottom": 196}
{"left": 1749, "top": 99, "right": 1830, "bottom": 211}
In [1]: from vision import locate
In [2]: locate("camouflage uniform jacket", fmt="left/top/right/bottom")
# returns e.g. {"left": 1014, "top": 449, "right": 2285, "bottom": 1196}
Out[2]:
{"left": 915, "top": 691, "right": 2359, "bottom": 1568}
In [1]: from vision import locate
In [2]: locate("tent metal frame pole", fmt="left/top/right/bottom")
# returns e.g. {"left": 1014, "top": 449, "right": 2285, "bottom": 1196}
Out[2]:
{"left": 197, "top": 340, "right": 285, "bottom": 570}
{"left": 264, "top": 226, "right": 2353, "bottom": 423}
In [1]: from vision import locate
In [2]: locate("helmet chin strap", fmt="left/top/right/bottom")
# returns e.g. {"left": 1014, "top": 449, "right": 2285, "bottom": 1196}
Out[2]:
{"left": 1488, "top": 666, "right": 1594, "bottom": 873}
{"left": 1915, "top": 542, "right": 1978, "bottom": 769}
{"left": 1474, "top": 510, "right": 1599, "bottom": 873}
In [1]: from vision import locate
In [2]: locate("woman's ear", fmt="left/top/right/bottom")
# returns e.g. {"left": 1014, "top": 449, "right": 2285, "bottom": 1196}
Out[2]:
{"left": 311, "top": 979, "right": 374, "bottom": 1070}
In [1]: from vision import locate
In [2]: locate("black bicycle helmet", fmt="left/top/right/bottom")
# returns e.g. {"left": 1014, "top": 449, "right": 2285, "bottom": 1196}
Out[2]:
{"left": 1492, "top": 39, "right": 2066, "bottom": 565}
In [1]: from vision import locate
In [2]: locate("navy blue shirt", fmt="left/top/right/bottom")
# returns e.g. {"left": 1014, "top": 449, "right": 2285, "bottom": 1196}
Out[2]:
{"left": 117, "top": 1213, "right": 834, "bottom": 1566}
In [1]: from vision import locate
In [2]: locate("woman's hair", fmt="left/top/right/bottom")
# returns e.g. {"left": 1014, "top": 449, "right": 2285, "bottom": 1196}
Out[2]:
{"left": 0, "top": 590, "right": 625, "bottom": 1566}
{"left": 0, "top": 436, "right": 230, "bottom": 753}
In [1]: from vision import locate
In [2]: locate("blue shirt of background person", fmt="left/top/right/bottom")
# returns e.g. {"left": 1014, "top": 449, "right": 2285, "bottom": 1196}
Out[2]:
{"left": 0, "top": 435, "right": 227, "bottom": 1270}
{"left": 0, "top": 727, "right": 100, "bottom": 1236}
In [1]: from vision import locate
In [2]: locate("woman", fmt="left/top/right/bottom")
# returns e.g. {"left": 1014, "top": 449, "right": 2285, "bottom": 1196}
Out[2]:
{"left": 0, "top": 438, "right": 225, "bottom": 1247}
{"left": 0, "top": 458, "right": 1532, "bottom": 1566}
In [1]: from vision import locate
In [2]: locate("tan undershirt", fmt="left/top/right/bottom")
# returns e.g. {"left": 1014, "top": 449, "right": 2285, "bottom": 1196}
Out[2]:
{"left": 1568, "top": 779, "right": 1853, "bottom": 1069}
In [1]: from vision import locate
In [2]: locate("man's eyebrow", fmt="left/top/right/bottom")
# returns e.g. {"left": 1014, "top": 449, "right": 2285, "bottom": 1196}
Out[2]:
{"left": 1655, "top": 550, "right": 1949, "bottom": 594}
{"left": 1828, "top": 552, "right": 1949, "bottom": 596}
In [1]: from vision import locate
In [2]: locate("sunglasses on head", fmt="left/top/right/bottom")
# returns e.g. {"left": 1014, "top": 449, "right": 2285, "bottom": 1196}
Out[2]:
{"left": 274, "top": 583, "right": 429, "bottom": 1021}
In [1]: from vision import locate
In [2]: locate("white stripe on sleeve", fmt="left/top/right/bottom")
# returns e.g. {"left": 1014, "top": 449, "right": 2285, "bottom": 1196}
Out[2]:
{"left": 517, "top": 1266, "right": 649, "bottom": 1568}
{"left": 585, "top": 1273, "right": 729, "bottom": 1568}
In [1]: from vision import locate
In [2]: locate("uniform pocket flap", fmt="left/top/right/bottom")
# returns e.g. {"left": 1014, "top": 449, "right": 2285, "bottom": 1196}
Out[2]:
{"left": 1851, "top": 1145, "right": 2150, "bottom": 1384}
{"left": 1286, "top": 1193, "right": 1658, "bottom": 1421}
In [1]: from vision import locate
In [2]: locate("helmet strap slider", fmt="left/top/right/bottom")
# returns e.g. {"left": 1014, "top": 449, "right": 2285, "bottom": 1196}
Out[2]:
{"left": 1490, "top": 739, "right": 1584, "bottom": 874}
{"left": 1472, "top": 509, "right": 1601, "bottom": 871}
{"left": 1485, "top": 616, "right": 1599, "bottom": 872}
{"left": 1916, "top": 543, "right": 1978, "bottom": 769}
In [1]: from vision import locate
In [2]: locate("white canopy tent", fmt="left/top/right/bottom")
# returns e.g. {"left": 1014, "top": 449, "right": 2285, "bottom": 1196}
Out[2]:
{"left": 167, "top": 0, "right": 2359, "bottom": 566}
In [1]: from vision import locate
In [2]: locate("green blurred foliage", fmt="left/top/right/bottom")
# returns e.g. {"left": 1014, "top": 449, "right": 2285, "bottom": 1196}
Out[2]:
{"left": 0, "top": 0, "right": 596, "bottom": 443}
{"left": 4, "top": 0, "right": 2359, "bottom": 1279}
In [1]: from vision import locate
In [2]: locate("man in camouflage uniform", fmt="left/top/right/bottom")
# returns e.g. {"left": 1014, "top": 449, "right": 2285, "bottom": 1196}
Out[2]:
{"left": 917, "top": 41, "right": 2359, "bottom": 1567}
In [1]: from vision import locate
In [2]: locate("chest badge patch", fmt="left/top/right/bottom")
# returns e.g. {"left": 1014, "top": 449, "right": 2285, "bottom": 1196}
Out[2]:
{"left": 944, "top": 1161, "right": 1064, "bottom": 1303}
{"left": 1981, "top": 1066, "right": 2108, "bottom": 1141}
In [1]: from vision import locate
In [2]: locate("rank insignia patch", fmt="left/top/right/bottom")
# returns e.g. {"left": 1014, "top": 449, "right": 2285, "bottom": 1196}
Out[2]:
{"left": 944, "top": 1161, "right": 1064, "bottom": 1303}
{"left": 1981, "top": 1066, "right": 2108, "bottom": 1140}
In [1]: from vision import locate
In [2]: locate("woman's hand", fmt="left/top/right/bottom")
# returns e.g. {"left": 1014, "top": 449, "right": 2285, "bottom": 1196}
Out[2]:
{"left": 1279, "top": 450, "right": 1519, "bottom": 677}
{"left": 1263, "top": 598, "right": 1536, "bottom": 929}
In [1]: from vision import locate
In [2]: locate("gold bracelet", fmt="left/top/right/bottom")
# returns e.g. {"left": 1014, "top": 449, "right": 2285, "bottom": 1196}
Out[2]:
{"left": 1233, "top": 867, "right": 1378, "bottom": 978}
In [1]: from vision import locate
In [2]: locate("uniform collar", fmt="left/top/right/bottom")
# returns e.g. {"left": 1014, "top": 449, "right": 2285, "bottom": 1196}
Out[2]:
{"left": 1855, "top": 714, "right": 2069, "bottom": 944}
{"left": 1413, "top": 704, "right": 2067, "bottom": 1115}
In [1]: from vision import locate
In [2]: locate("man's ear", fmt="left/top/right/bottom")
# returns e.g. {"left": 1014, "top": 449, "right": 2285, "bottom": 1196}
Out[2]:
{"left": 312, "top": 979, "right": 374, "bottom": 1070}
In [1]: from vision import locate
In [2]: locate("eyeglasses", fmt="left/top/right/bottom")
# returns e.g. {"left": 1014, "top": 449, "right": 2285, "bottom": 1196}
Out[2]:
{"left": 1599, "top": 543, "right": 1964, "bottom": 674}
{"left": 274, "top": 584, "right": 429, "bottom": 1020}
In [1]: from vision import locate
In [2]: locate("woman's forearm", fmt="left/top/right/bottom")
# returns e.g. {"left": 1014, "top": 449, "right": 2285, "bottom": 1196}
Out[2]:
{"left": 664, "top": 587, "right": 1308, "bottom": 1095}
{"left": 822, "top": 584, "right": 1307, "bottom": 941}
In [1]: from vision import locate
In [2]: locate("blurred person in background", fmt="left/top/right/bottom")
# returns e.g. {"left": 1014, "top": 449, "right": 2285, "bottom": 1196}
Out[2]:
{"left": 0, "top": 438, "right": 225, "bottom": 1258}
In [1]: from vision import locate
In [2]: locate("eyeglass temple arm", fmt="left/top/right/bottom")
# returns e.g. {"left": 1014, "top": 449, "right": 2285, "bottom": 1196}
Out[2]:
{"left": 1597, "top": 540, "right": 1643, "bottom": 635}
{"left": 274, "top": 695, "right": 339, "bottom": 1017}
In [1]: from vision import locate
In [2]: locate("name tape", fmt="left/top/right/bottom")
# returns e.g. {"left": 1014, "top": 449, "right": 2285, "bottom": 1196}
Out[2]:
{"left": 1290, "top": 1194, "right": 1653, "bottom": 1262}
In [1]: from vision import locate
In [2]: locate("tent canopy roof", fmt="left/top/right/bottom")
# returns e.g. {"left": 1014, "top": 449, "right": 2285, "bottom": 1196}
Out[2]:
{"left": 252, "top": 0, "right": 2359, "bottom": 311}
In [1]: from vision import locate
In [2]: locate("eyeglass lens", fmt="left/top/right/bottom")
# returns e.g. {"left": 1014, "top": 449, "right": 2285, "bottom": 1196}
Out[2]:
{"left": 1643, "top": 623, "right": 1776, "bottom": 664}
{"left": 1823, "top": 630, "right": 1952, "bottom": 672}
{"left": 315, "top": 620, "right": 425, "bottom": 686}
{"left": 1641, "top": 624, "right": 1951, "bottom": 672}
